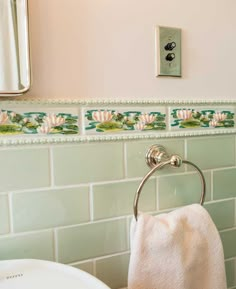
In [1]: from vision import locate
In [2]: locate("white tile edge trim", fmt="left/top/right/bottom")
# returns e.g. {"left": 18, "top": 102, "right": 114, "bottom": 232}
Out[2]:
{"left": 1, "top": 98, "right": 236, "bottom": 105}
{"left": 0, "top": 129, "right": 236, "bottom": 146}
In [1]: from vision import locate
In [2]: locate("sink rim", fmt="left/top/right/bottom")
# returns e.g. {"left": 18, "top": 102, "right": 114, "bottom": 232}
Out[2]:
{"left": 0, "top": 259, "right": 110, "bottom": 289}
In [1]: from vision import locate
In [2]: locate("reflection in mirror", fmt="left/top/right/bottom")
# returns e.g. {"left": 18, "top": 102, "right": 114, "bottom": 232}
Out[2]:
{"left": 0, "top": 0, "right": 31, "bottom": 96}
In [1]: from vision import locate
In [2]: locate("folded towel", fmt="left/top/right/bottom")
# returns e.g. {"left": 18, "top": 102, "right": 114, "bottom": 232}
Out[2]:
{"left": 128, "top": 204, "right": 227, "bottom": 289}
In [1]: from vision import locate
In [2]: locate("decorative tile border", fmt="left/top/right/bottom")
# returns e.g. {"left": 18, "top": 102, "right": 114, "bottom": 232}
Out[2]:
{"left": 0, "top": 99, "right": 235, "bottom": 145}
{"left": 84, "top": 108, "right": 166, "bottom": 134}
{"left": 0, "top": 108, "right": 78, "bottom": 135}
{"left": 171, "top": 108, "right": 235, "bottom": 129}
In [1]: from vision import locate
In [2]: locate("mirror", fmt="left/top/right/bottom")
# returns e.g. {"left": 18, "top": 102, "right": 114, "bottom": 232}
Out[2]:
{"left": 0, "top": 0, "right": 31, "bottom": 96}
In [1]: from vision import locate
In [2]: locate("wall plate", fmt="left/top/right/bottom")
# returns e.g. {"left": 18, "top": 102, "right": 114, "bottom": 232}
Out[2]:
{"left": 155, "top": 26, "right": 182, "bottom": 77}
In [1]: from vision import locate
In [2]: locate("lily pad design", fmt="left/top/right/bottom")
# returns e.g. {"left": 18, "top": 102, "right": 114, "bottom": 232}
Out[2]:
{"left": 171, "top": 109, "right": 234, "bottom": 129}
{"left": 96, "top": 121, "right": 123, "bottom": 132}
{"left": 0, "top": 110, "right": 79, "bottom": 135}
{"left": 85, "top": 109, "right": 166, "bottom": 133}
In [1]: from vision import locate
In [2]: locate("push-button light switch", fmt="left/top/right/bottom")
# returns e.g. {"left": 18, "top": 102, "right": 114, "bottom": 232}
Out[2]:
{"left": 155, "top": 26, "right": 182, "bottom": 77}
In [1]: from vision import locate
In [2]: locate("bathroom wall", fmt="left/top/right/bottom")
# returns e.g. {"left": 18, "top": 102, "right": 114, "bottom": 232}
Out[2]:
{"left": 1, "top": 0, "right": 236, "bottom": 288}
{"left": 0, "top": 134, "right": 235, "bottom": 289}
{"left": 26, "top": 0, "right": 236, "bottom": 100}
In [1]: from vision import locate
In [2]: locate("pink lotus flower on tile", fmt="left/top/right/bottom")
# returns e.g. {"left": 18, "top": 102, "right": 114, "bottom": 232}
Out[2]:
{"left": 177, "top": 109, "right": 193, "bottom": 120}
{"left": 9, "top": 112, "right": 16, "bottom": 118}
{"left": 209, "top": 120, "right": 218, "bottom": 127}
{"left": 23, "top": 118, "right": 29, "bottom": 123}
{"left": 134, "top": 122, "right": 146, "bottom": 131}
{"left": 213, "top": 112, "right": 227, "bottom": 122}
{"left": 37, "top": 125, "right": 52, "bottom": 134}
{"left": 43, "top": 113, "right": 65, "bottom": 127}
{"left": 92, "top": 110, "right": 113, "bottom": 122}
{"left": 0, "top": 111, "right": 8, "bottom": 124}
{"left": 138, "top": 114, "right": 156, "bottom": 124}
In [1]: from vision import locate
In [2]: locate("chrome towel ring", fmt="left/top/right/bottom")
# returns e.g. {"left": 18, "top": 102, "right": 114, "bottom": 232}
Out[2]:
{"left": 133, "top": 145, "right": 206, "bottom": 221}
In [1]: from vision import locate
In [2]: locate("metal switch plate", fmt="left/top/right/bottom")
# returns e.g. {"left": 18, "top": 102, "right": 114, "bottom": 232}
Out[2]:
{"left": 155, "top": 26, "right": 182, "bottom": 77}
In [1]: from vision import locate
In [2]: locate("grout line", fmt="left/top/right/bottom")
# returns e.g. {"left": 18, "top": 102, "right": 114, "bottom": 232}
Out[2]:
{"left": 0, "top": 192, "right": 9, "bottom": 196}
{"left": 7, "top": 192, "right": 14, "bottom": 234}
{"left": 204, "top": 197, "right": 236, "bottom": 205}
{"left": 3, "top": 168, "right": 219, "bottom": 195}
{"left": 210, "top": 170, "right": 214, "bottom": 201}
{"left": 156, "top": 169, "right": 212, "bottom": 178}
{"left": 234, "top": 259, "right": 236, "bottom": 286}
{"left": 211, "top": 166, "right": 236, "bottom": 172}
{"left": 126, "top": 216, "right": 131, "bottom": 251}
{"left": 219, "top": 227, "right": 236, "bottom": 233}
{"left": 89, "top": 184, "right": 94, "bottom": 221}
{"left": 225, "top": 256, "right": 236, "bottom": 262}
{"left": 0, "top": 228, "right": 54, "bottom": 239}
{"left": 53, "top": 228, "right": 59, "bottom": 262}
{"left": 156, "top": 177, "right": 160, "bottom": 211}
{"left": 184, "top": 138, "right": 188, "bottom": 172}
{"left": 235, "top": 199, "right": 236, "bottom": 227}
{"left": 68, "top": 251, "right": 131, "bottom": 270}
{"left": 93, "top": 251, "right": 131, "bottom": 262}
{"left": 123, "top": 142, "right": 128, "bottom": 178}
{"left": 0, "top": 216, "right": 131, "bottom": 238}
{"left": 235, "top": 134, "right": 236, "bottom": 167}
{"left": 7, "top": 183, "right": 92, "bottom": 195}
{"left": 78, "top": 106, "right": 85, "bottom": 136}
{"left": 93, "top": 260, "right": 96, "bottom": 276}
{"left": 1, "top": 198, "right": 235, "bottom": 238}
{"left": 69, "top": 259, "right": 94, "bottom": 266}
{"left": 49, "top": 146, "right": 55, "bottom": 187}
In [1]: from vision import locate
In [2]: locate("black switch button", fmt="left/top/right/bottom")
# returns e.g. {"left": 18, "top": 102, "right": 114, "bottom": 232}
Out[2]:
{"left": 165, "top": 53, "right": 175, "bottom": 61}
{"left": 164, "top": 42, "right": 176, "bottom": 51}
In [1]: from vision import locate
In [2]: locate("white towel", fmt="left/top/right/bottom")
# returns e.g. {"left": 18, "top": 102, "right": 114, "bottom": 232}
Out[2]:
{"left": 128, "top": 204, "right": 227, "bottom": 289}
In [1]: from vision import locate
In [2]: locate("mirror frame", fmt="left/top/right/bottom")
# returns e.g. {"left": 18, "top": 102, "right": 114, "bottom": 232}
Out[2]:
{"left": 0, "top": 0, "right": 31, "bottom": 97}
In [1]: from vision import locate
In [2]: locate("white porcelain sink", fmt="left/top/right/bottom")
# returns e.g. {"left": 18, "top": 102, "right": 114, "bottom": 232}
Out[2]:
{"left": 0, "top": 259, "right": 111, "bottom": 289}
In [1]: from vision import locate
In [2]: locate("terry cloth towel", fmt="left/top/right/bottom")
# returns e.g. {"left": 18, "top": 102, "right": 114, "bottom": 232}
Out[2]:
{"left": 128, "top": 204, "right": 227, "bottom": 289}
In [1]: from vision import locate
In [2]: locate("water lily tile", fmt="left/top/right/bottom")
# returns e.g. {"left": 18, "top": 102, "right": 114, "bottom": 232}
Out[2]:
{"left": 0, "top": 108, "right": 79, "bottom": 135}
{"left": 83, "top": 107, "right": 167, "bottom": 134}
{"left": 170, "top": 107, "right": 235, "bottom": 130}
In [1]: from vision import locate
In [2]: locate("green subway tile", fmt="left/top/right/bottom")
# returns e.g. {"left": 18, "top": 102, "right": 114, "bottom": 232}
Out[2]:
{"left": 57, "top": 219, "right": 128, "bottom": 263}
{"left": 0, "top": 231, "right": 54, "bottom": 261}
{"left": 12, "top": 187, "right": 90, "bottom": 232}
{"left": 158, "top": 171, "right": 211, "bottom": 210}
{"left": 225, "top": 260, "right": 236, "bottom": 288}
{"left": 96, "top": 254, "right": 130, "bottom": 289}
{"left": 53, "top": 143, "right": 124, "bottom": 185}
{"left": 204, "top": 200, "right": 235, "bottom": 230}
{"left": 220, "top": 229, "right": 236, "bottom": 259}
{"left": 213, "top": 168, "right": 236, "bottom": 200}
{"left": 0, "top": 148, "right": 50, "bottom": 192}
{"left": 93, "top": 179, "right": 156, "bottom": 220}
{"left": 187, "top": 136, "right": 235, "bottom": 170}
{"left": 126, "top": 140, "right": 185, "bottom": 178}
{"left": 0, "top": 195, "right": 10, "bottom": 235}
{"left": 72, "top": 261, "right": 94, "bottom": 275}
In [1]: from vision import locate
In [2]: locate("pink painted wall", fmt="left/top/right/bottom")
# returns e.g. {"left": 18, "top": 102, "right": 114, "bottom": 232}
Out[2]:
{"left": 26, "top": 0, "right": 236, "bottom": 100}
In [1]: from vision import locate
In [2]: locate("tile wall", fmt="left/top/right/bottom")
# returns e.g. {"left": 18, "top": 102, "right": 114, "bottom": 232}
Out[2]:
{"left": 0, "top": 135, "right": 235, "bottom": 289}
